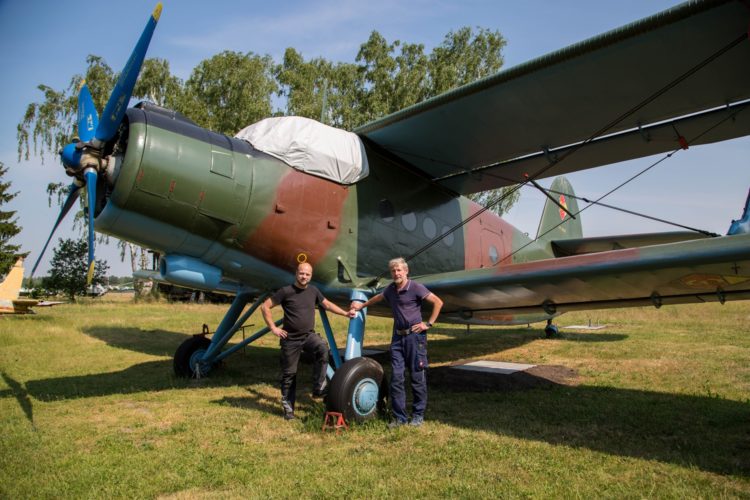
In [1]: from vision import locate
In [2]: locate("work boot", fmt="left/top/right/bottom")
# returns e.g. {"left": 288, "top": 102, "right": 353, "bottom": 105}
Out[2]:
{"left": 281, "top": 398, "right": 295, "bottom": 420}
{"left": 388, "top": 419, "right": 407, "bottom": 429}
{"left": 312, "top": 380, "right": 328, "bottom": 399}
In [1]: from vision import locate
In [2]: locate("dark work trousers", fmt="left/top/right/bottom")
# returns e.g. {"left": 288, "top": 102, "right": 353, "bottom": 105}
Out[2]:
{"left": 390, "top": 331, "right": 428, "bottom": 422}
{"left": 279, "top": 333, "right": 329, "bottom": 409}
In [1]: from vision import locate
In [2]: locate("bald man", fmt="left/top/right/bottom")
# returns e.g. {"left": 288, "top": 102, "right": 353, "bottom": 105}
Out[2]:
{"left": 261, "top": 262, "right": 354, "bottom": 420}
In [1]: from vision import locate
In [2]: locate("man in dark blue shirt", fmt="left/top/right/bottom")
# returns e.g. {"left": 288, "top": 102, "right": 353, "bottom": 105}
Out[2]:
{"left": 351, "top": 257, "right": 443, "bottom": 427}
{"left": 262, "top": 262, "right": 354, "bottom": 420}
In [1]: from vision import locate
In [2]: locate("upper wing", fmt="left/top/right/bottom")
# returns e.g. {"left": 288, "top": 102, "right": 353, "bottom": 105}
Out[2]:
{"left": 410, "top": 233, "right": 750, "bottom": 324}
{"left": 356, "top": 0, "right": 750, "bottom": 195}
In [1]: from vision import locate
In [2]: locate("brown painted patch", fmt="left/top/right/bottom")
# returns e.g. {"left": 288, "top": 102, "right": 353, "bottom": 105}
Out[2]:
{"left": 242, "top": 170, "right": 349, "bottom": 271}
{"left": 495, "top": 247, "right": 641, "bottom": 275}
{"left": 463, "top": 200, "right": 516, "bottom": 270}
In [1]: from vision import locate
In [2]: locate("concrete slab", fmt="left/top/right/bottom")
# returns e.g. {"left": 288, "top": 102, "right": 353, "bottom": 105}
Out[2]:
{"left": 452, "top": 360, "right": 536, "bottom": 375}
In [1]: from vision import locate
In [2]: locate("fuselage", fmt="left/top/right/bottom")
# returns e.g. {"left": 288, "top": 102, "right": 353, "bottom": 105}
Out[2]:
{"left": 95, "top": 104, "right": 555, "bottom": 322}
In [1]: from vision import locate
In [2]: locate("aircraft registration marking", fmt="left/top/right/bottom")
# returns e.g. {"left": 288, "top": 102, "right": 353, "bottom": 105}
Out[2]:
{"left": 559, "top": 194, "right": 568, "bottom": 221}
{"left": 677, "top": 274, "right": 750, "bottom": 289}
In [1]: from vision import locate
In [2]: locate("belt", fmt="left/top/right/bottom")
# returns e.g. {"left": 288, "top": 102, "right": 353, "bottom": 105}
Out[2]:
{"left": 396, "top": 328, "right": 412, "bottom": 336}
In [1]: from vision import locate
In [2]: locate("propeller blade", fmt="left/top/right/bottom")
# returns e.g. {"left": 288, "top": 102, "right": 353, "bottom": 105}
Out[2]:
{"left": 30, "top": 183, "right": 82, "bottom": 278}
{"left": 95, "top": 3, "right": 162, "bottom": 143}
{"left": 84, "top": 170, "right": 97, "bottom": 285}
{"left": 77, "top": 82, "right": 99, "bottom": 143}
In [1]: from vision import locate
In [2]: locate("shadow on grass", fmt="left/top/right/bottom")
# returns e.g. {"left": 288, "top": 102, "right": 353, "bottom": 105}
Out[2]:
{"left": 216, "top": 389, "right": 330, "bottom": 425}
{"left": 20, "top": 341, "right": 280, "bottom": 402}
{"left": 15, "top": 321, "right": 744, "bottom": 476}
{"left": 1, "top": 371, "right": 34, "bottom": 427}
{"left": 82, "top": 326, "right": 199, "bottom": 357}
{"left": 427, "top": 382, "right": 750, "bottom": 476}
{"left": 424, "top": 326, "right": 627, "bottom": 364}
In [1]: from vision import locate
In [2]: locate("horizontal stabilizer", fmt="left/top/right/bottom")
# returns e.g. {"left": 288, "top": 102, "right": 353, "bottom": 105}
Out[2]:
{"left": 551, "top": 231, "right": 712, "bottom": 257}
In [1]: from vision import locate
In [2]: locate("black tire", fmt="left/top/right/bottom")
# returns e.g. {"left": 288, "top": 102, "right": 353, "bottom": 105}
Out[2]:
{"left": 174, "top": 336, "right": 211, "bottom": 377}
{"left": 377, "top": 374, "right": 389, "bottom": 415}
{"left": 326, "top": 357, "right": 384, "bottom": 423}
{"left": 544, "top": 324, "right": 559, "bottom": 338}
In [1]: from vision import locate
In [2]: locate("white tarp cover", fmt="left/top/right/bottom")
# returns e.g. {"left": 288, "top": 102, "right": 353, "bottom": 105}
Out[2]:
{"left": 235, "top": 116, "right": 369, "bottom": 185}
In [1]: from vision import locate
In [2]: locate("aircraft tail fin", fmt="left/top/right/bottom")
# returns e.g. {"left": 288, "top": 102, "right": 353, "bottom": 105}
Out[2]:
{"left": 0, "top": 258, "right": 25, "bottom": 301}
{"left": 536, "top": 176, "right": 583, "bottom": 245}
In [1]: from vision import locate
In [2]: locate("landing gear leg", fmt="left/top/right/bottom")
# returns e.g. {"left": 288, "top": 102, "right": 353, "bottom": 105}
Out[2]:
{"left": 325, "top": 290, "right": 387, "bottom": 422}
{"left": 173, "top": 290, "right": 274, "bottom": 377}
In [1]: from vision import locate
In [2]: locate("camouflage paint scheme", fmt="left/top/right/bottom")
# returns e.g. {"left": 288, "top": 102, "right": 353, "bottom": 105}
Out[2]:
{"left": 94, "top": 103, "right": 750, "bottom": 326}
{"left": 83, "top": 0, "right": 750, "bottom": 327}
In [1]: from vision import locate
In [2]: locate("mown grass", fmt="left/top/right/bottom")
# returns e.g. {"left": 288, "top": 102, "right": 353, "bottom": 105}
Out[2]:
{"left": 0, "top": 296, "right": 748, "bottom": 498}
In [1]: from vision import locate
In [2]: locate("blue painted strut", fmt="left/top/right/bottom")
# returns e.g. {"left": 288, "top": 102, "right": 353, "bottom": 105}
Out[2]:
{"left": 345, "top": 290, "right": 369, "bottom": 361}
{"left": 198, "top": 291, "right": 272, "bottom": 369}
{"left": 318, "top": 307, "right": 343, "bottom": 369}
{"left": 318, "top": 290, "right": 369, "bottom": 380}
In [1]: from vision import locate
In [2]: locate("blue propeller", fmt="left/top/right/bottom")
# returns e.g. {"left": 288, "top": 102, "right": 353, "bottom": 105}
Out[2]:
{"left": 30, "top": 182, "right": 83, "bottom": 278}
{"left": 35, "top": 3, "right": 162, "bottom": 283}
{"left": 96, "top": 3, "right": 161, "bottom": 144}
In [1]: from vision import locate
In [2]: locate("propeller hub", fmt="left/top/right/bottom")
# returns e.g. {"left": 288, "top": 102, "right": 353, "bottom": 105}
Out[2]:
{"left": 60, "top": 143, "right": 82, "bottom": 171}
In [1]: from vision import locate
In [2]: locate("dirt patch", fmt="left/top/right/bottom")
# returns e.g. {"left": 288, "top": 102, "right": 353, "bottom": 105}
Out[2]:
{"left": 428, "top": 363, "right": 578, "bottom": 391}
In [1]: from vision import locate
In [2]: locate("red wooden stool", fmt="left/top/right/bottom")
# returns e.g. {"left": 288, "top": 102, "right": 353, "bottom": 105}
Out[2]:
{"left": 322, "top": 412, "right": 348, "bottom": 432}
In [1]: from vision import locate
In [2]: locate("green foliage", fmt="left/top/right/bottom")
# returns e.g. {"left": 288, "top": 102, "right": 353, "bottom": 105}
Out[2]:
{"left": 0, "top": 162, "right": 25, "bottom": 276}
{"left": 17, "top": 25, "right": 514, "bottom": 217}
{"left": 428, "top": 27, "right": 506, "bottom": 95}
{"left": 133, "top": 58, "right": 183, "bottom": 108}
{"left": 46, "top": 238, "right": 109, "bottom": 300}
{"left": 467, "top": 185, "right": 520, "bottom": 217}
{"left": 180, "top": 51, "right": 278, "bottom": 135}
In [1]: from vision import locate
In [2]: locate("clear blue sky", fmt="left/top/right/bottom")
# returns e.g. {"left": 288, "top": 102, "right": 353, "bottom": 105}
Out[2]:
{"left": 1, "top": 0, "right": 747, "bottom": 276}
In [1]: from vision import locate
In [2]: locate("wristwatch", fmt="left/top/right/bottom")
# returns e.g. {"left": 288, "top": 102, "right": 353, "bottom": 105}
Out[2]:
{"left": 425, "top": 322, "right": 432, "bottom": 328}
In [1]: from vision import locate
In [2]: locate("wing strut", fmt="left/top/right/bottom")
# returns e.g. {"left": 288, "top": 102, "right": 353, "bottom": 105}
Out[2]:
{"left": 525, "top": 174, "right": 575, "bottom": 220}
{"left": 545, "top": 187, "right": 718, "bottom": 237}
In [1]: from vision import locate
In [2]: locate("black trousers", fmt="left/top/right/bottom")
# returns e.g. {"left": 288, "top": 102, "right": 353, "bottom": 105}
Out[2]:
{"left": 280, "top": 333, "right": 329, "bottom": 408}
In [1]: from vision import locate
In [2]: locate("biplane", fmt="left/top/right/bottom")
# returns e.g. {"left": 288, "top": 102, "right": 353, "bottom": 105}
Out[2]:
{"left": 32, "top": 0, "right": 750, "bottom": 421}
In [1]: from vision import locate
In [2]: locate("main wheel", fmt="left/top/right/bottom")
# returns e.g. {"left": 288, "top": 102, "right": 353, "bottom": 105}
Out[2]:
{"left": 326, "top": 357, "right": 385, "bottom": 423}
{"left": 174, "top": 336, "right": 212, "bottom": 377}
{"left": 544, "top": 324, "right": 559, "bottom": 338}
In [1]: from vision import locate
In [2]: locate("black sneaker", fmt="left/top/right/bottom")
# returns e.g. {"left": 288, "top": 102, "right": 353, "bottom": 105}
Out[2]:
{"left": 312, "top": 380, "right": 328, "bottom": 399}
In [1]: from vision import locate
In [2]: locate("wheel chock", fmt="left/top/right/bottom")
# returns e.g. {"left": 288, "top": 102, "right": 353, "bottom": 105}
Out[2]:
{"left": 322, "top": 411, "right": 348, "bottom": 433}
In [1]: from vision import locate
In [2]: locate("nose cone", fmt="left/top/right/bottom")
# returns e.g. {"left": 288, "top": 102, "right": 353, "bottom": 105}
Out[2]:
{"left": 60, "top": 143, "right": 81, "bottom": 171}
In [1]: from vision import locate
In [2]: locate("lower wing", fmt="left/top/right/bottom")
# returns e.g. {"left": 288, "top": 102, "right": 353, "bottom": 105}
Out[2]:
{"left": 414, "top": 233, "right": 750, "bottom": 325}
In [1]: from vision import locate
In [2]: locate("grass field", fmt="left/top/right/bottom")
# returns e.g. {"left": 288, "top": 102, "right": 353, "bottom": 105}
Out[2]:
{"left": 1, "top": 296, "right": 749, "bottom": 498}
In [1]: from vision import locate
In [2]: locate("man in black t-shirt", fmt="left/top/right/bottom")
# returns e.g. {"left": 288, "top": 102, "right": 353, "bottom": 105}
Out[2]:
{"left": 261, "top": 262, "right": 354, "bottom": 420}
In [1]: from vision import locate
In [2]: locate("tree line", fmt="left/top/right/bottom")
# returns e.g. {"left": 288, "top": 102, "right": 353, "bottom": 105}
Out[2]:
{"left": 10, "top": 26, "right": 520, "bottom": 287}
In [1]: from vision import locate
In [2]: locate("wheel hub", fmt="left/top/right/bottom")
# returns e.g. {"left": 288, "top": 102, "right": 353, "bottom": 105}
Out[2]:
{"left": 352, "top": 377, "right": 378, "bottom": 415}
{"left": 189, "top": 349, "right": 211, "bottom": 377}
